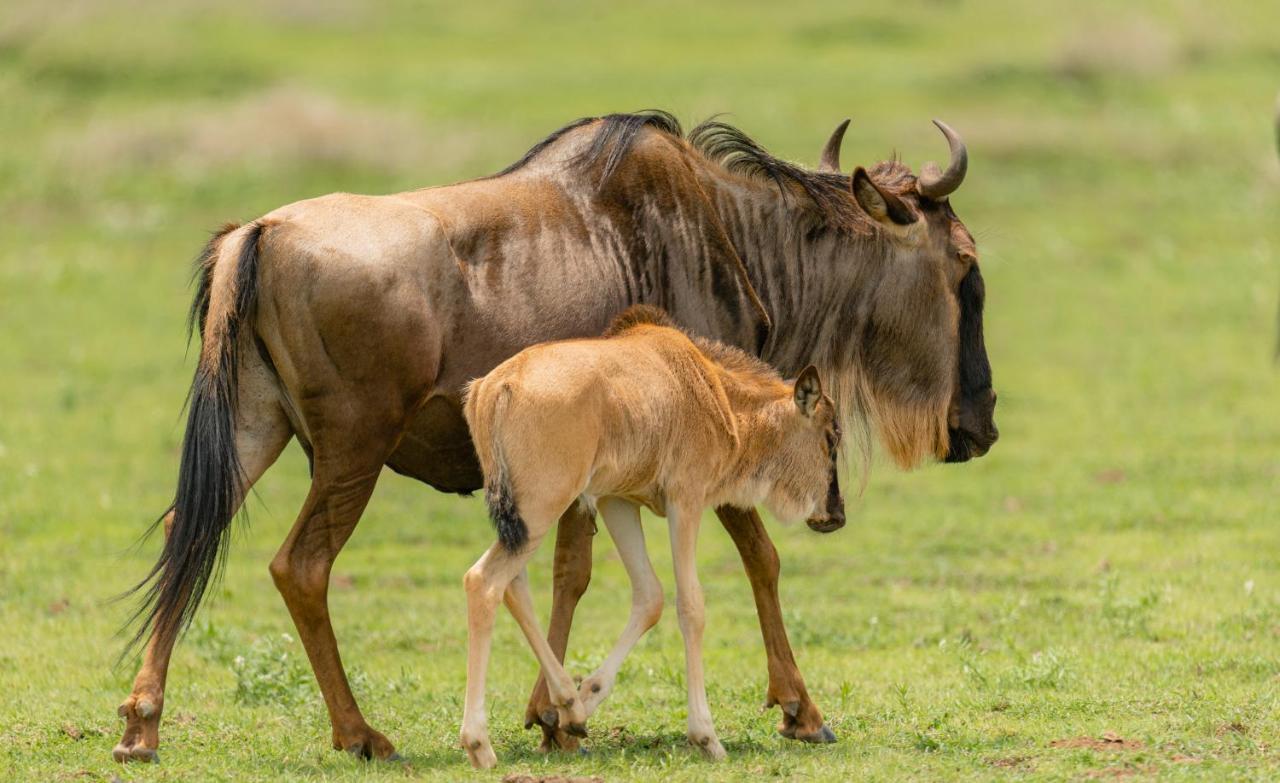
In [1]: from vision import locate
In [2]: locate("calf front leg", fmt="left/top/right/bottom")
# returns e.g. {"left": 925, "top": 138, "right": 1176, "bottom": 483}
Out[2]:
{"left": 577, "top": 498, "right": 663, "bottom": 718}
{"left": 670, "top": 503, "right": 725, "bottom": 760}
{"left": 524, "top": 503, "right": 596, "bottom": 751}
{"left": 715, "top": 505, "right": 835, "bottom": 744}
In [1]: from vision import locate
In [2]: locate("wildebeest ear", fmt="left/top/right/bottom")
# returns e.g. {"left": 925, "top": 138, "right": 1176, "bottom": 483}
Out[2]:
{"left": 851, "top": 167, "right": 916, "bottom": 226}
{"left": 793, "top": 365, "right": 823, "bottom": 417}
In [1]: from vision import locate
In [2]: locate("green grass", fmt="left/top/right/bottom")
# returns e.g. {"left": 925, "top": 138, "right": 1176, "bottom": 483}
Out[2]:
{"left": 3, "top": 0, "right": 1280, "bottom": 780}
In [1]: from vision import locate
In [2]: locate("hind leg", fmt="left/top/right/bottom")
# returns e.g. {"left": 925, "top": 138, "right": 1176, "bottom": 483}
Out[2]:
{"left": 504, "top": 567, "right": 588, "bottom": 736}
{"left": 115, "top": 355, "right": 291, "bottom": 763}
{"left": 269, "top": 427, "right": 403, "bottom": 759}
{"left": 576, "top": 498, "right": 662, "bottom": 719}
{"left": 461, "top": 541, "right": 557, "bottom": 768}
{"left": 524, "top": 502, "right": 596, "bottom": 751}
{"left": 462, "top": 492, "right": 582, "bottom": 768}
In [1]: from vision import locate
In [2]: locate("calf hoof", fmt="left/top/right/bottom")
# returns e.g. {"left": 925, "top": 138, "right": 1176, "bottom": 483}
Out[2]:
{"left": 549, "top": 697, "right": 587, "bottom": 741}
{"left": 690, "top": 733, "right": 727, "bottom": 761}
{"left": 461, "top": 734, "right": 497, "bottom": 769}
{"left": 577, "top": 675, "right": 610, "bottom": 715}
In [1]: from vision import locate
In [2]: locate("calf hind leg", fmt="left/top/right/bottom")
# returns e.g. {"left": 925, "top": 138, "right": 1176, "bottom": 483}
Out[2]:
{"left": 524, "top": 503, "right": 596, "bottom": 752}
{"left": 462, "top": 529, "right": 584, "bottom": 769}
{"left": 462, "top": 485, "right": 588, "bottom": 769}
{"left": 504, "top": 568, "right": 588, "bottom": 735}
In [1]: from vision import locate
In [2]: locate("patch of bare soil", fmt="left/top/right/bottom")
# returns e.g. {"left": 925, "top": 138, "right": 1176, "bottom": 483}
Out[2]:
{"left": 986, "top": 755, "right": 1030, "bottom": 769}
{"left": 1094, "top": 468, "right": 1127, "bottom": 485}
{"left": 502, "top": 775, "right": 604, "bottom": 783}
{"left": 1216, "top": 721, "right": 1247, "bottom": 736}
{"left": 1049, "top": 731, "right": 1144, "bottom": 751}
{"left": 1081, "top": 765, "right": 1156, "bottom": 779}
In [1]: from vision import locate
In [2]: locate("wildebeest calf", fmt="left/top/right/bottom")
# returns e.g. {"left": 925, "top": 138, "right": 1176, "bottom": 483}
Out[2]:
{"left": 459, "top": 305, "right": 845, "bottom": 767}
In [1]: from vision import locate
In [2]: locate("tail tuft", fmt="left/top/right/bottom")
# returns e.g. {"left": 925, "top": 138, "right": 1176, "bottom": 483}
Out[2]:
{"left": 485, "top": 469, "right": 528, "bottom": 553}
{"left": 119, "top": 221, "right": 265, "bottom": 659}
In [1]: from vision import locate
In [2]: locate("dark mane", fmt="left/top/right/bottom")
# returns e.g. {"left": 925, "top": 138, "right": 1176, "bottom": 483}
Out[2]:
{"left": 687, "top": 120, "right": 863, "bottom": 228}
{"left": 605, "top": 305, "right": 781, "bottom": 383}
{"left": 496, "top": 110, "right": 682, "bottom": 182}
{"left": 494, "top": 110, "right": 916, "bottom": 231}
{"left": 493, "top": 116, "right": 599, "bottom": 178}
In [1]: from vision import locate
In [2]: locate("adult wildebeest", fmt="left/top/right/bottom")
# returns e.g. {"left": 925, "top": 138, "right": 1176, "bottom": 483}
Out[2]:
{"left": 461, "top": 305, "right": 845, "bottom": 767}
{"left": 114, "top": 111, "right": 998, "bottom": 763}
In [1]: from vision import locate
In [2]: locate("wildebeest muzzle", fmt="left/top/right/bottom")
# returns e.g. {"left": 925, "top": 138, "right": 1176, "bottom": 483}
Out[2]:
{"left": 945, "top": 389, "right": 998, "bottom": 463}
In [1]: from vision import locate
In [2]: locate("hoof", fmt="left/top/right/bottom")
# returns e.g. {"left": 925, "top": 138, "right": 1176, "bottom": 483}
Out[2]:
{"left": 536, "top": 724, "right": 582, "bottom": 754}
{"left": 774, "top": 698, "right": 832, "bottom": 743}
{"left": 114, "top": 693, "right": 163, "bottom": 764}
{"left": 796, "top": 724, "right": 838, "bottom": 744}
{"left": 690, "top": 734, "right": 727, "bottom": 761}
{"left": 338, "top": 726, "right": 398, "bottom": 761}
{"left": 461, "top": 734, "right": 497, "bottom": 769}
{"left": 112, "top": 743, "right": 158, "bottom": 763}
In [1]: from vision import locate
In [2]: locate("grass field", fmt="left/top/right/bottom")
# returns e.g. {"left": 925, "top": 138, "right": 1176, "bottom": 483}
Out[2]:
{"left": 3, "top": 1, "right": 1280, "bottom": 780}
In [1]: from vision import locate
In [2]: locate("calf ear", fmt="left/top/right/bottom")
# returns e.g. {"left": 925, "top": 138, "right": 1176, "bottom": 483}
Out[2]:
{"left": 793, "top": 365, "right": 823, "bottom": 417}
{"left": 851, "top": 167, "right": 916, "bottom": 226}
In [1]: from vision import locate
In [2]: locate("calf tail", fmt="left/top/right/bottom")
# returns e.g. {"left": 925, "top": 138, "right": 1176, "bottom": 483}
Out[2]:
{"left": 486, "top": 465, "right": 528, "bottom": 553}
{"left": 465, "top": 380, "right": 528, "bottom": 552}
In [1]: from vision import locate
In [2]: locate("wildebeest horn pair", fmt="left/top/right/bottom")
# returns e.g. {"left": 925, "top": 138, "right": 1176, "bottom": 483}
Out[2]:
{"left": 817, "top": 117, "right": 967, "bottom": 199}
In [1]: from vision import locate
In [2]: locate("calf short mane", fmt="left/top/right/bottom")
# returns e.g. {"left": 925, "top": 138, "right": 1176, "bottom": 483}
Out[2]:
{"left": 604, "top": 305, "right": 782, "bottom": 384}
{"left": 497, "top": 111, "right": 916, "bottom": 232}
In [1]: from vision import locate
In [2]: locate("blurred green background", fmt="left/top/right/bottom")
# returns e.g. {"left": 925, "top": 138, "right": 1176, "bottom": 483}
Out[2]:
{"left": 2, "top": 1, "right": 1280, "bottom": 780}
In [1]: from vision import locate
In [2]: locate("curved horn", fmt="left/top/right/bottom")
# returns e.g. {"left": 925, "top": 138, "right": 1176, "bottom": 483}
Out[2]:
{"left": 818, "top": 118, "right": 850, "bottom": 173}
{"left": 916, "top": 119, "right": 968, "bottom": 199}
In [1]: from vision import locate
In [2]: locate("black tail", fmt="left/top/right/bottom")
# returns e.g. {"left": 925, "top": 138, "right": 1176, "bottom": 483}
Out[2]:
{"left": 485, "top": 467, "right": 528, "bottom": 553}
{"left": 122, "top": 222, "right": 265, "bottom": 656}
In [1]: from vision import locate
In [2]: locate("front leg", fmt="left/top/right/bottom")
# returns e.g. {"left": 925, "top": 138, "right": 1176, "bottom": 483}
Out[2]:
{"left": 576, "top": 498, "right": 663, "bottom": 718}
{"left": 714, "top": 505, "right": 836, "bottom": 744}
{"left": 670, "top": 503, "right": 726, "bottom": 760}
{"left": 524, "top": 502, "right": 596, "bottom": 751}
